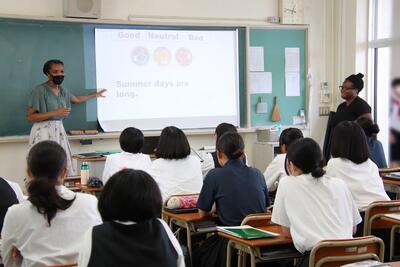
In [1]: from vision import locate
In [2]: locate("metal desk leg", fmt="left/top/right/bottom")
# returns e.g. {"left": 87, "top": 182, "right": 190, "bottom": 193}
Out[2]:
{"left": 184, "top": 221, "right": 193, "bottom": 266}
{"left": 226, "top": 240, "right": 233, "bottom": 267}
{"left": 390, "top": 225, "right": 400, "bottom": 261}
{"left": 249, "top": 249, "right": 256, "bottom": 267}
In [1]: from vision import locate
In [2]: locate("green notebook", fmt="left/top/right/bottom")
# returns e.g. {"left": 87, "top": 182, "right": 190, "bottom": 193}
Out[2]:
{"left": 217, "top": 225, "right": 279, "bottom": 239}
{"left": 95, "top": 150, "right": 122, "bottom": 155}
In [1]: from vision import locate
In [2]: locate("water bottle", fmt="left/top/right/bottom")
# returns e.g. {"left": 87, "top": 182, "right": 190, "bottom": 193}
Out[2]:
{"left": 80, "top": 162, "right": 90, "bottom": 186}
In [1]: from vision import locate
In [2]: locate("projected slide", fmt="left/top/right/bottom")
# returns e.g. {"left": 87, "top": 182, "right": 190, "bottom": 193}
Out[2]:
{"left": 95, "top": 28, "right": 239, "bottom": 131}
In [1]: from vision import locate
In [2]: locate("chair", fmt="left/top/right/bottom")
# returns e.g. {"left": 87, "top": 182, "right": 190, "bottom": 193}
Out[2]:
{"left": 363, "top": 200, "right": 400, "bottom": 236}
{"left": 240, "top": 212, "right": 272, "bottom": 227}
{"left": 378, "top": 167, "right": 400, "bottom": 176}
{"left": 309, "top": 236, "right": 384, "bottom": 267}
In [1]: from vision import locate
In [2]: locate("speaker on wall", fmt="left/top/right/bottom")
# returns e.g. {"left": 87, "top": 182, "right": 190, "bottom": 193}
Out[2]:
{"left": 63, "top": 0, "right": 101, "bottom": 19}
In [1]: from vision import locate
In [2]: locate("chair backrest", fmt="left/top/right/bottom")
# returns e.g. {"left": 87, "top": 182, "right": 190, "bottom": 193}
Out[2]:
{"left": 363, "top": 200, "right": 400, "bottom": 236}
{"left": 378, "top": 167, "right": 400, "bottom": 176}
{"left": 309, "top": 236, "right": 385, "bottom": 267}
{"left": 240, "top": 212, "right": 272, "bottom": 227}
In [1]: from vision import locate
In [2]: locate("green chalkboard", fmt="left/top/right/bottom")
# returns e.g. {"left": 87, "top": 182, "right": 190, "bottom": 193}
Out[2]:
{"left": 0, "top": 18, "right": 246, "bottom": 136}
{"left": 249, "top": 28, "right": 307, "bottom": 127}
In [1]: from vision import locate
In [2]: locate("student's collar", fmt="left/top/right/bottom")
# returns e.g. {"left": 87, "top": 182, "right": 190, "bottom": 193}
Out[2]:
{"left": 224, "top": 158, "right": 244, "bottom": 167}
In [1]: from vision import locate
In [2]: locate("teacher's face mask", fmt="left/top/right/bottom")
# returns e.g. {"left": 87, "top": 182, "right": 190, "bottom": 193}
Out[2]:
{"left": 52, "top": 75, "right": 64, "bottom": 85}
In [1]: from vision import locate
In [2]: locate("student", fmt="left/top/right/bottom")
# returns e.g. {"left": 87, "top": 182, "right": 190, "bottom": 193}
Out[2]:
{"left": 0, "top": 178, "right": 18, "bottom": 234}
{"left": 195, "top": 132, "right": 269, "bottom": 267}
{"left": 1, "top": 141, "right": 101, "bottom": 267}
{"left": 78, "top": 169, "right": 184, "bottom": 267}
{"left": 356, "top": 117, "right": 387, "bottom": 168}
{"left": 102, "top": 127, "right": 151, "bottom": 184}
{"left": 200, "top": 123, "right": 245, "bottom": 176}
{"left": 263, "top": 127, "right": 303, "bottom": 191}
{"left": 326, "top": 121, "right": 390, "bottom": 211}
{"left": 272, "top": 138, "right": 361, "bottom": 266}
{"left": 1, "top": 178, "right": 25, "bottom": 203}
{"left": 149, "top": 126, "right": 202, "bottom": 201}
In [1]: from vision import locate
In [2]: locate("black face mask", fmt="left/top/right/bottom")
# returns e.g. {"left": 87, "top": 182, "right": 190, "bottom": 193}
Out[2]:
{"left": 51, "top": 75, "right": 64, "bottom": 85}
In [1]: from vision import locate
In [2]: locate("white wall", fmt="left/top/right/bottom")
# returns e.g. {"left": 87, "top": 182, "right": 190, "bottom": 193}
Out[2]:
{"left": 0, "top": 0, "right": 345, "bottom": 187}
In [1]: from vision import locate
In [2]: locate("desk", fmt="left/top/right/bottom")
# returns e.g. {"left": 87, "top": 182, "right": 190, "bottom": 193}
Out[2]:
{"left": 218, "top": 225, "right": 294, "bottom": 267}
{"left": 162, "top": 210, "right": 217, "bottom": 265}
{"left": 381, "top": 175, "right": 400, "bottom": 199}
{"left": 381, "top": 215, "right": 400, "bottom": 261}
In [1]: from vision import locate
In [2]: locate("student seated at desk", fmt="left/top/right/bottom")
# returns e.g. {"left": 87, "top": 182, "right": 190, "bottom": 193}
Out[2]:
{"left": 195, "top": 132, "right": 270, "bottom": 267}
{"left": 3, "top": 179, "right": 25, "bottom": 203}
{"left": 102, "top": 127, "right": 151, "bottom": 184}
{"left": 356, "top": 117, "right": 387, "bottom": 168}
{"left": 78, "top": 169, "right": 184, "bottom": 267}
{"left": 326, "top": 121, "right": 390, "bottom": 211}
{"left": 0, "top": 178, "right": 18, "bottom": 234}
{"left": 1, "top": 141, "right": 101, "bottom": 267}
{"left": 200, "top": 123, "right": 246, "bottom": 177}
{"left": 263, "top": 127, "right": 303, "bottom": 191}
{"left": 272, "top": 138, "right": 361, "bottom": 267}
{"left": 149, "top": 126, "right": 203, "bottom": 201}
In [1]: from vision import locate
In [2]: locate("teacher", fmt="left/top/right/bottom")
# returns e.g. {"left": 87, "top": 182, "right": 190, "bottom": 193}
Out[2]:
{"left": 323, "top": 73, "right": 371, "bottom": 161}
{"left": 27, "top": 59, "right": 106, "bottom": 175}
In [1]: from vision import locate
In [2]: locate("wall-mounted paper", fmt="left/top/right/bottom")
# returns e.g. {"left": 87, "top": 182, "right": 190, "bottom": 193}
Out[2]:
{"left": 285, "top": 72, "right": 300, "bottom": 96}
{"left": 285, "top": 48, "right": 300, "bottom": 72}
{"left": 250, "top": 72, "right": 272, "bottom": 94}
{"left": 249, "top": 47, "right": 265, "bottom": 71}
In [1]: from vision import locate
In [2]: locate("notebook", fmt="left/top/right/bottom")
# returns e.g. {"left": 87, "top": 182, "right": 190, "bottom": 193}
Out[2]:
{"left": 217, "top": 225, "right": 279, "bottom": 239}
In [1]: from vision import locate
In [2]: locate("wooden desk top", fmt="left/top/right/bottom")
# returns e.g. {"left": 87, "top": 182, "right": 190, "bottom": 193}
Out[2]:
{"left": 218, "top": 225, "right": 292, "bottom": 248}
{"left": 78, "top": 185, "right": 103, "bottom": 192}
{"left": 382, "top": 177, "right": 400, "bottom": 186}
{"left": 381, "top": 215, "right": 400, "bottom": 225}
{"left": 162, "top": 210, "right": 215, "bottom": 222}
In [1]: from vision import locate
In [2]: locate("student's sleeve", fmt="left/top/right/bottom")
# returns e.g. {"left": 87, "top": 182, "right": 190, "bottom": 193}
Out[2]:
{"left": 1, "top": 208, "right": 21, "bottom": 267}
{"left": 271, "top": 179, "right": 290, "bottom": 228}
{"left": 101, "top": 157, "right": 113, "bottom": 184}
{"left": 325, "top": 159, "right": 338, "bottom": 177}
{"left": 258, "top": 170, "right": 270, "bottom": 207}
{"left": 78, "top": 228, "right": 93, "bottom": 267}
{"left": 376, "top": 141, "right": 388, "bottom": 168}
{"left": 196, "top": 173, "right": 216, "bottom": 212}
{"left": 344, "top": 186, "right": 362, "bottom": 226}
{"left": 264, "top": 156, "right": 285, "bottom": 192}
{"left": 159, "top": 219, "right": 186, "bottom": 267}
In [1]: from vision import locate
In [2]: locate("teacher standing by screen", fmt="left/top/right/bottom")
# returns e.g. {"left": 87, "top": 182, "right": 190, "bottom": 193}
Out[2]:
{"left": 27, "top": 59, "right": 106, "bottom": 175}
{"left": 323, "top": 73, "right": 371, "bottom": 161}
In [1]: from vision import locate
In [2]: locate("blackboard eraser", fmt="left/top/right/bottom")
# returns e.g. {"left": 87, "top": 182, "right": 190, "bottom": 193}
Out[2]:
{"left": 68, "top": 130, "right": 85, "bottom": 135}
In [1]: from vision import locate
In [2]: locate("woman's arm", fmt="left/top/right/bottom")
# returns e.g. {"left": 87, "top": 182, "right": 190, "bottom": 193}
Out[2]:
{"left": 27, "top": 107, "right": 70, "bottom": 122}
{"left": 71, "top": 89, "right": 106, "bottom": 104}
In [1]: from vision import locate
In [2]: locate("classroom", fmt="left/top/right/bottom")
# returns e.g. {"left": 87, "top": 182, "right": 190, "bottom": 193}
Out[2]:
{"left": 0, "top": 0, "right": 400, "bottom": 266}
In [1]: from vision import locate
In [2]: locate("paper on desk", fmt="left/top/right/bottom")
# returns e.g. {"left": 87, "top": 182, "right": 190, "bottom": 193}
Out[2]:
{"left": 250, "top": 72, "right": 272, "bottom": 94}
{"left": 285, "top": 72, "right": 300, "bottom": 96}
{"left": 249, "top": 47, "right": 265, "bottom": 72}
{"left": 285, "top": 48, "right": 300, "bottom": 72}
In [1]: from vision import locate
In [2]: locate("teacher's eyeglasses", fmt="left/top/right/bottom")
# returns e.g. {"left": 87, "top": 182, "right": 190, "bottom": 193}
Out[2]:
{"left": 339, "top": 85, "right": 355, "bottom": 92}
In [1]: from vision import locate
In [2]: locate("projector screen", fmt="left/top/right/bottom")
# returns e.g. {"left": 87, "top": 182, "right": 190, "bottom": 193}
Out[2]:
{"left": 95, "top": 28, "right": 240, "bottom": 131}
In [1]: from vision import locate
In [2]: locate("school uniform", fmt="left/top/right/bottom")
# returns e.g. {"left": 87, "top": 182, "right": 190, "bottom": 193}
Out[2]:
{"left": 272, "top": 174, "right": 362, "bottom": 254}
{"left": 263, "top": 153, "right": 287, "bottom": 192}
{"left": 1, "top": 186, "right": 102, "bottom": 267}
{"left": 149, "top": 155, "right": 203, "bottom": 201}
{"left": 0, "top": 178, "right": 18, "bottom": 234}
{"left": 367, "top": 137, "right": 387, "bottom": 168}
{"left": 5, "top": 180, "right": 25, "bottom": 203}
{"left": 102, "top": 152, "right": 151, "bottom": 184}
{"left": 326, "top": 158, "right": 390, "bottom": 211}
{"left": 194, "top": 159, "right": 270, "bottom": 267}
{"left": 78, "top": 218, "right": 185, "bottom": 267}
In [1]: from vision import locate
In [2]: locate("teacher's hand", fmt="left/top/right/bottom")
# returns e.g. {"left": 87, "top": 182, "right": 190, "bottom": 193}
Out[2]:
{"left": 54, "top": 107, "right": 71, "bottom": 117}
{"left": 96, "top": 88, "right": 107, "bottom": 97}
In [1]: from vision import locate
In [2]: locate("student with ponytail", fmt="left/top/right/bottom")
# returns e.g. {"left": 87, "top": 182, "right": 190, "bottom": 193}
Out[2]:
{"left": 1, "top": 141, "right": 101, "bottom": 267}
{"left": 272, "top": 138, "right": 361, "bottom": 267}
{"left": 195, "top": 132, "right": 269, "bottom": 267}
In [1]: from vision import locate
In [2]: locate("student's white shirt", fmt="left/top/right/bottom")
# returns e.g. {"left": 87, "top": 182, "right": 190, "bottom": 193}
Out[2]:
{"left": 102, "top": 152, "right": 151, "bottom": 184}
{"left": 272, "top": 174, "right": 362, "bottom": 253}
{"left": 263, "top": 154, "right": 287, "bottom": 191}
{"left": 326, "top": 158, "right": 390, "bottom": 211}
{"left": 78, "top": 219, "right": 185, "bottom": 267}
{"left": 198, "top": 151, "right": 214, "bottom": 178}
{"left": 149, "top": 156, "right": 203, "bottom": 201}
{"left": 5, "top": 179, "right": 26, "bottom": 203}
{"left": 1, "top": 186, "right": 102, "bottom": 267}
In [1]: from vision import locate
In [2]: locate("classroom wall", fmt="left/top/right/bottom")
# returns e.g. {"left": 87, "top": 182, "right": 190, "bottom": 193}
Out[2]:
{"left": 0, "top": 0, "right": 362, "bottom": 187}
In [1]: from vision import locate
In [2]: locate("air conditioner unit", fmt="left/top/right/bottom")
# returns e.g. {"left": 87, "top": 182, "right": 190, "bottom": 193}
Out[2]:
{"left": 63, "top": 0, "right": 101, "bottom": 19}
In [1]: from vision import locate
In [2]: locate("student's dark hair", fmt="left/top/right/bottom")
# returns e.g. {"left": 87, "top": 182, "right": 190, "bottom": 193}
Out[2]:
{"left": 119, "top": 127, "right": 144, "bottom": 153}
{"left": 345, "top": 73, "right": 364, "bottom": 93}
{"left": 279, "top": 128, "right": 304, "bottom": 148}
{"left": 217, "top": 132, "right": 245, "bottom": 160}
{"left": 27, "top": 141, "right": 75, "bottom": 226}
{"left": 43, "top": 59, "right": 64, "bottom": 75}
{"left": 331, "top": 121, "right": 369, "bottom": 164}
{"left": 356, "top": 117, "right": 380, "bottom": 137}
{"left": 155, "top": 126, "right": 191, "bottom": 159}
{"left": 287, "top": 138, "right": 325, "bottom": 178}
{"left": 215, "top": 123, "right": 237, "bottom": 147}
{"left": 98, "top": 169, "right": 162, "bottom": 222}
{"left": 392, "top": 78, "right": 400, "bottom": 88}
